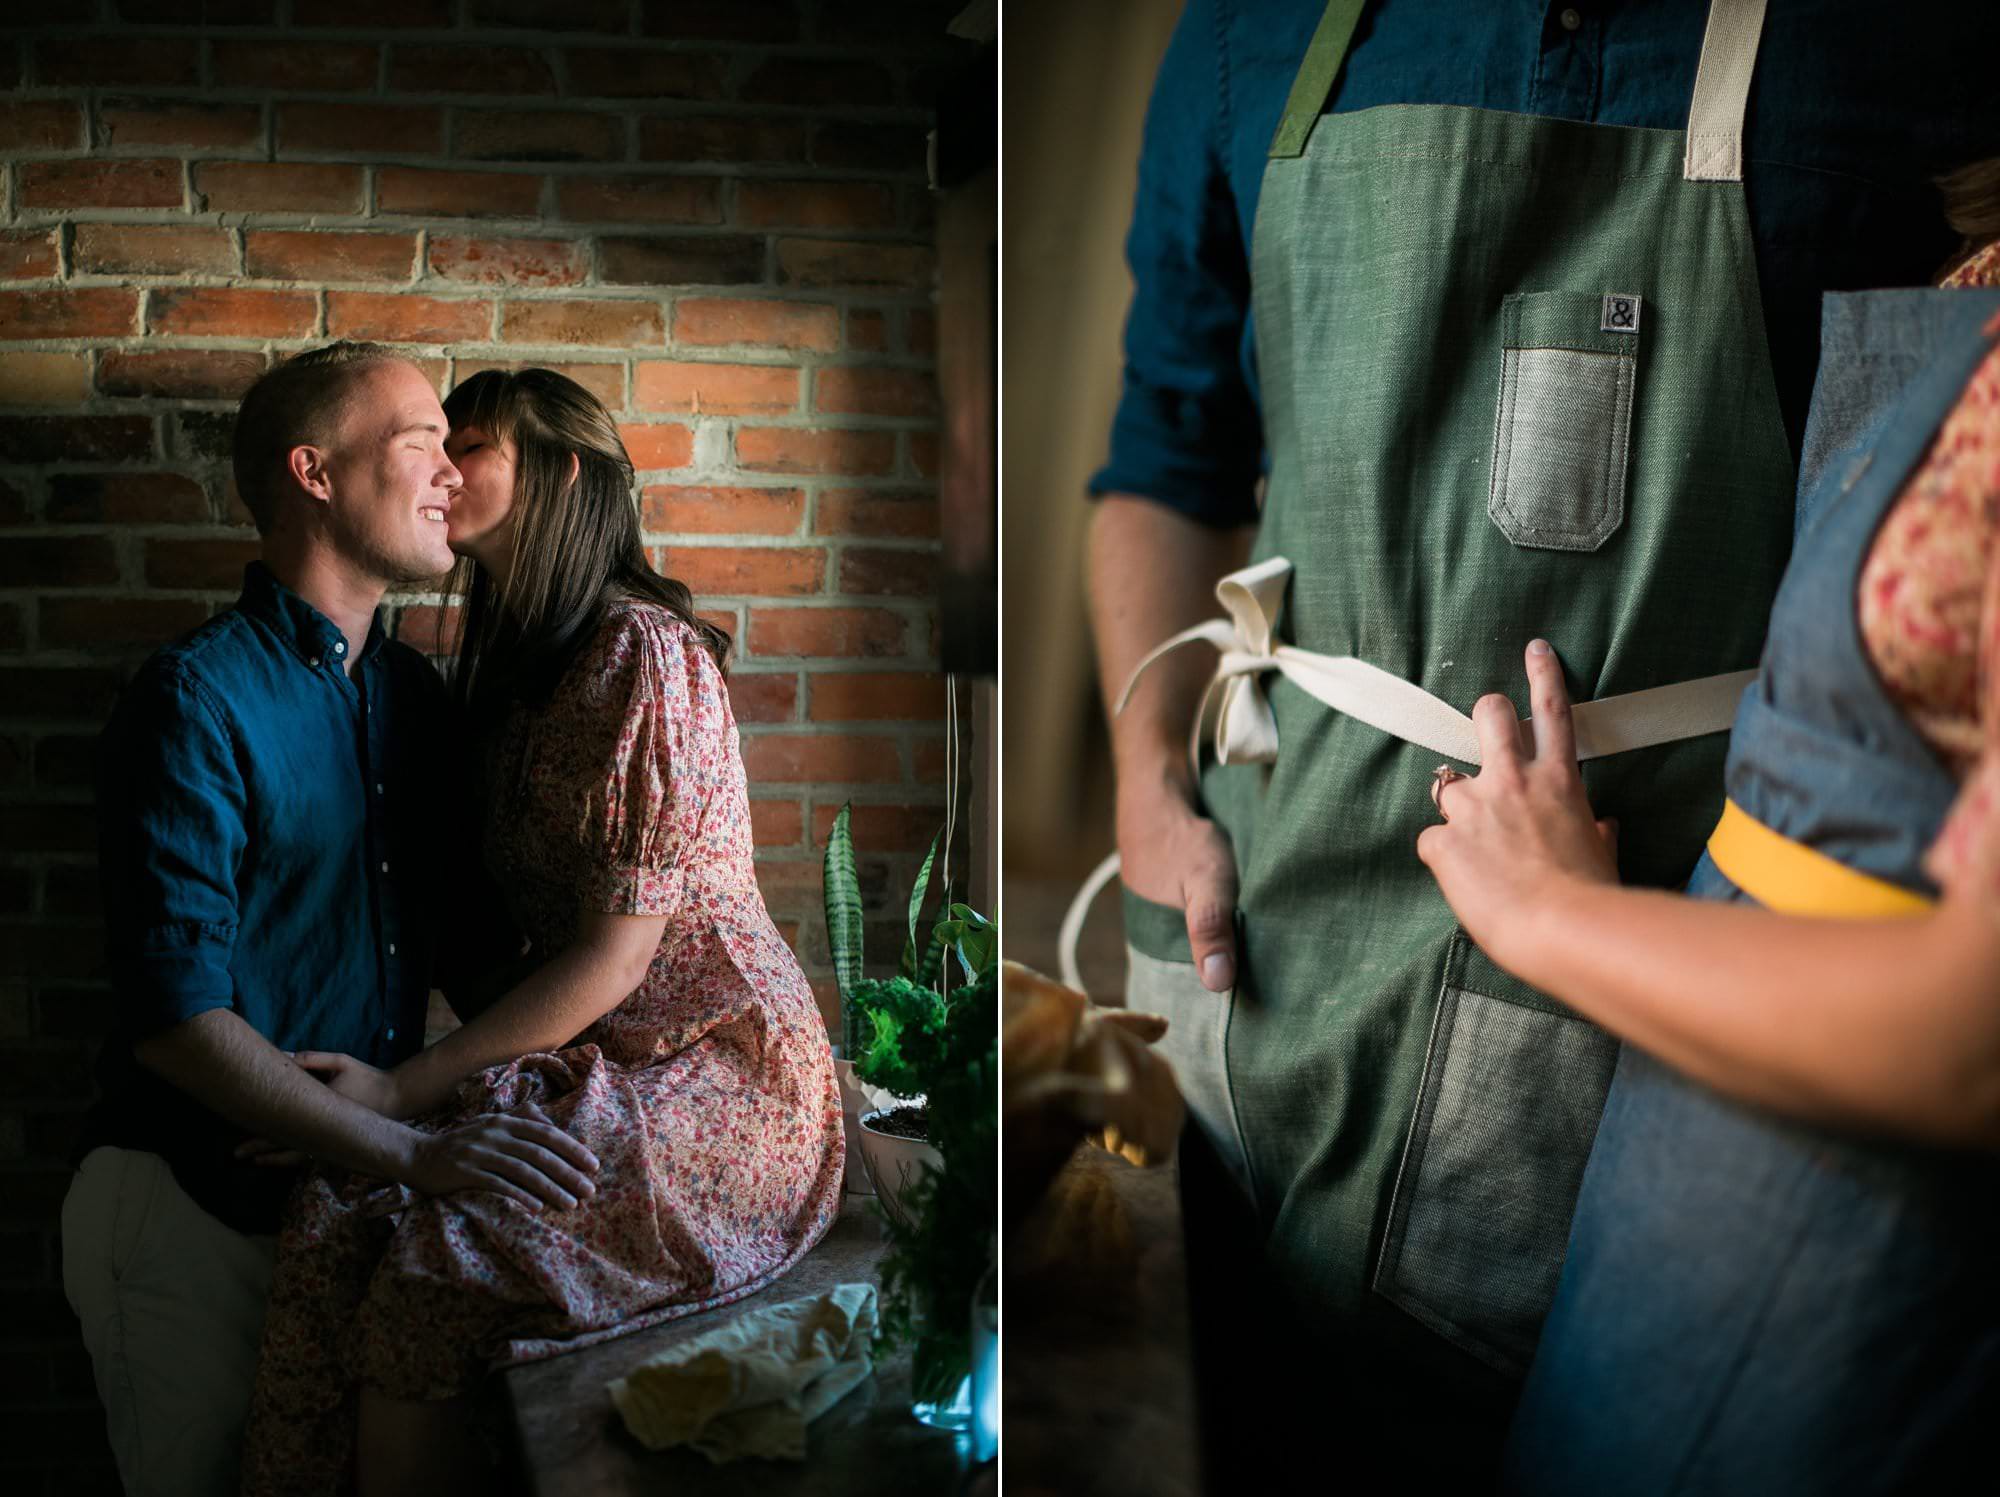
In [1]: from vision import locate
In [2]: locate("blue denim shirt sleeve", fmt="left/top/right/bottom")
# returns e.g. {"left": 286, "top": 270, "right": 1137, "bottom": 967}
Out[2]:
{"left": 1087, "top": 0, "right": 1264, "bottom": 528}
{"left": 97, "top": 661, "right": 245, "bottom": 1037}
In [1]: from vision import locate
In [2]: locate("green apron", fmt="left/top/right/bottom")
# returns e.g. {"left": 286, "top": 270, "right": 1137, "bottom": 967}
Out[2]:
{"left": 1121, "top": 0, "right": 1794, "bottom": 1393}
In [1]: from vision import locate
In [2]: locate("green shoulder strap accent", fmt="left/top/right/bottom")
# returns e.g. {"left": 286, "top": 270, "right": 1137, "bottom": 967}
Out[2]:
{"left": 1268, "top": 0, "right": 1369, "bottom": 159}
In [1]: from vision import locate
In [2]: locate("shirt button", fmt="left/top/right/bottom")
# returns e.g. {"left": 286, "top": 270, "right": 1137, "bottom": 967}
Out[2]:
{"left": 1559, "top": 6, "right": 1582, "bottom": 29}
{"left": 375, "top": 783, "right": 385, "bottom": 795}
{"left": 386, "top": 1027, "right": 397, "bottom": 1042}
{"left": 388, "top": 942, "right": 397, "bottom": 956}
{"left": 380, "top": 860, "right": 390, "bottom": 874}
{"left": 333, "top": 641, "right": 347, "bottom": 656}
{"left": 308, "top": 657, "right": 320, "bottom": 669}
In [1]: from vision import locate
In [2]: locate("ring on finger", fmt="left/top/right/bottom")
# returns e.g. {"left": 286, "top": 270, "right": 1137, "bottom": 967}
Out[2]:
{"left": 1430, "top": 764, "right": 1466, "bottom": 822}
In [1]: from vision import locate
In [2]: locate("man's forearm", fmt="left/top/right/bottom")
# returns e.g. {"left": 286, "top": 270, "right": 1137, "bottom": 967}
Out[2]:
{"left": 134, "top": 1008, "right": 418, "bottom": 1177}
{"left": 1087, "top": 494, "right": 1255, "bottom": 789}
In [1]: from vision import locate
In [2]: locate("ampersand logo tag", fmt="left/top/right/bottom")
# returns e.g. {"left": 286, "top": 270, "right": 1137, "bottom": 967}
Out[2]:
{"left": 1601, "top": 293, "right": 1642, "bottom": 334}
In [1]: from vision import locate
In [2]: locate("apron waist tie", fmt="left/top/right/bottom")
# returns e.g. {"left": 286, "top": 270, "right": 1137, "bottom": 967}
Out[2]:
{"left": 1067, "top": 555, "right": 1757, "bottom": 988}
{"left": 1706, "top": 798, "right": 1934, "bottom": 918}
{"left": 1115, "top": 556, "right": 1757, "bottom": 773}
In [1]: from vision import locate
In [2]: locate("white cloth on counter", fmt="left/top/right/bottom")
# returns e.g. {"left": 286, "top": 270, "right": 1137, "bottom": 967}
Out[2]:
{"left": 608, "top": 1281, "right": 878, "bottom": 1463}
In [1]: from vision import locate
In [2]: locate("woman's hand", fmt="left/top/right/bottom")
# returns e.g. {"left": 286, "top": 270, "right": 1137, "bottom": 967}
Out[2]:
{"left": 291, "top": 1050, "right": 415, "bottom": 1119}
{"left": 1417, "top": 640, "right": 1620, "bottom": 972}
{"left": 233, "top": 1049, "right": 422, "bottom": 1167}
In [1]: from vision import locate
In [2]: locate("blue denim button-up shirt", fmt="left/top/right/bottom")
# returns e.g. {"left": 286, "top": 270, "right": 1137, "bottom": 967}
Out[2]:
{"left": 83, "top": 563, "right": 505, "bottom": 1230}
{"left": 1093, "top": 0, "right": 2000, "bottom": 526}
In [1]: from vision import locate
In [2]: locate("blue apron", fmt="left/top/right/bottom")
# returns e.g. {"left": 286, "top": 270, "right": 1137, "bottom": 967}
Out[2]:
{"left": 1504, "top": 286, "right": 2000, "bottom": 1495}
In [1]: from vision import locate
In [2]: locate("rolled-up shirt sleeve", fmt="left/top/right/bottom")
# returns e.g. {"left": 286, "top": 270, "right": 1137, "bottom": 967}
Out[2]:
{"left": 97, "top": 662, "right": 244, "bottom": 1037}
{"left": 1087, "top": 0, "right": 1263, "bottom": 528}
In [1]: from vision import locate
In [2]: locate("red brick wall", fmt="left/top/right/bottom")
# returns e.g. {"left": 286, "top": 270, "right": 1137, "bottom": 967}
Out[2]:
{"left": 0, "top": 3, "right": 969, "bottom": 1487}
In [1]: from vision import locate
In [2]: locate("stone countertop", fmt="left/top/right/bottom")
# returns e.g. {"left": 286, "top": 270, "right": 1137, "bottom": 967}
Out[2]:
{"left": 1004, "top": 1142, "right": 1202, "bottom": 1496}
{"left": 502, "top": 1194, "right": 971, "bottom": 1496}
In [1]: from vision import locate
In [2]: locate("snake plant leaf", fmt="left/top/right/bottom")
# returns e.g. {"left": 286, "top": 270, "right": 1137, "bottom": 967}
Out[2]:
{"left": 897, "top": 829, "right": 943, "bottom": 980}
{"left": 914, "top": 919, "right": 951, "bottom": 991}
{"left": 822, "top": 803, "right": 864, "bottom": 1005}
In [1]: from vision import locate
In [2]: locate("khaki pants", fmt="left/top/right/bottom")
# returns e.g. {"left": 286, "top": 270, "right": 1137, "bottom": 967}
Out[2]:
{"left": 61, "top": 1147, "right": 278, "bottom": 1497}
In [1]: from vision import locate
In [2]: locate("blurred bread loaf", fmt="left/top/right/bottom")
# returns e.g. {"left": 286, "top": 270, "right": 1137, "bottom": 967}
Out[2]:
{"left": 1002, "top": 961, "right": 1184, "bottom": 1219}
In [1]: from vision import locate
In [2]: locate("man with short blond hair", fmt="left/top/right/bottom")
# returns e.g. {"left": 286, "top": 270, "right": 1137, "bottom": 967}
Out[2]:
{"left": 62, "top": 343, "right": 599, "bottom": 1496}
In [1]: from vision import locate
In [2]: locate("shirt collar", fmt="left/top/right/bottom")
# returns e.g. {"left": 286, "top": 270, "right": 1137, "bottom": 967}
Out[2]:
{"left": 237, "top": 562, "right": 389, "bottom": 672}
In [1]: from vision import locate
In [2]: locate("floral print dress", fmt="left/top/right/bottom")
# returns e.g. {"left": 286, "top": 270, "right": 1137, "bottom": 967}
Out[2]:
{"left": 1854, "top": 239, "right": 2000, "bottom": 895}
{"left": 240, "top": 602, "right": 844, "bottom": 1495}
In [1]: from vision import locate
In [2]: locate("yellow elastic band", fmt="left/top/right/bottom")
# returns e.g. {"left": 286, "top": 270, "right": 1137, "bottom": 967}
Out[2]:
{"left": 1706, "top": 798, "right": 1933, "bottom": 919}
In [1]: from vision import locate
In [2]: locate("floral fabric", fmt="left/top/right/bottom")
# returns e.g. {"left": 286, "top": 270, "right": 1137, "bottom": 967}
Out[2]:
{"left": 1854, "top": 240, "right": 2000, "bottom": 895}
{"left": 1848, "top": 240, "right": 2000, "bottom": 896}
{"left": 239, "top": 603, "right": 843, "bottom": 1496}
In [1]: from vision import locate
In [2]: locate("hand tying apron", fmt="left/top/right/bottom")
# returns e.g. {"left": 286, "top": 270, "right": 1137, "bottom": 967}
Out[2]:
{"left": 1100, "top": 0, "right": 1797, "bottom": 1386}
{"left": 1504, "top": 288, "right": 2000, "bottom": 1497}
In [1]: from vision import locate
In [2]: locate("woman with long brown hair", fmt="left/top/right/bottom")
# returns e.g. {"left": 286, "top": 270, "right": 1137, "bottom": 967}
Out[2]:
{"left": 238, "top": 368, "right": 844, "bottom": 1495}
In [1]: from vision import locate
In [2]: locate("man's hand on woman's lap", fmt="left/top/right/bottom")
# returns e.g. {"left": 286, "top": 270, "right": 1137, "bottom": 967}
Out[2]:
{"left": 396, "top": 1103, "right": 601, "bottom": 1215}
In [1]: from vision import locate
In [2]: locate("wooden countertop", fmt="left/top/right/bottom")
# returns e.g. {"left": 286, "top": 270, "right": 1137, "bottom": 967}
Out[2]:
{"left": 502, "top": 1194, "right": 972, "bottom": 1496}
{"left": 1004, "top": 1142, "right": 1202, "bottom": 1496}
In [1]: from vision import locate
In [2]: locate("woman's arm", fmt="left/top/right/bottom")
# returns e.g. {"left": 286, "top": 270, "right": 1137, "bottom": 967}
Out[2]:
{"left": 397, "top": 909, "right": 665, "bottom": 1113}
{"left": 1420, "top": 642, "right": 2000, "bottom": 1148}
{"left": 299, "top": 910, "right": 666, "bottom": 1119}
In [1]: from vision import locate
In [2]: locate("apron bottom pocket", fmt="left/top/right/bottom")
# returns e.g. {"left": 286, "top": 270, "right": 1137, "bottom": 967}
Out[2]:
{"left": 1373, "top": 962, "right": 1619, "bottom": 1376}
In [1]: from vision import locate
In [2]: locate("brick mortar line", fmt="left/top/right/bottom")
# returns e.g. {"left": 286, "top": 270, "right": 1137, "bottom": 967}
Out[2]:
{"left": 16, "top": 30, "right": 953, "bottom": 67}
{"left": 0, "top": 346, "right": 940, "bottom": 376}
{"left": 0, "top": 325, "right": 944, "bottom": 365}
{"left": 0, "top": 348, "right": 944, "bottom": 379}
{"left": 0, "top": 398, "right": 943, "bottom": 429}
{"left": 4, "top": 141, "right": 932, "bottom": 180}
{"left": 12, "top": 83, "right": 940, "bottom": 123}
{"left": 8, "top": 203, "right": 937, "bottom": 239}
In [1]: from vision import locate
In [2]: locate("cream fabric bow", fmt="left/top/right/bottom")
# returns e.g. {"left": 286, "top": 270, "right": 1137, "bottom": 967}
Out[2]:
{"left": 1114, "top": 556, "right": 1756, "bottom": 771}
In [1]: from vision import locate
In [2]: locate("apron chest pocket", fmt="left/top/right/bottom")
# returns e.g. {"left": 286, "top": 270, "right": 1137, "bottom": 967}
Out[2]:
{"left": 1488, "top": 290, "right": 1642, "bottom": 553}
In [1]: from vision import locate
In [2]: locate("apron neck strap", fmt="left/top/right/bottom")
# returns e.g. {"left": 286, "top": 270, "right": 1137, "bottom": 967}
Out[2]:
{"left": 1267, "top": 0, "right": 1770, "bottom": 181}
{"left": 1268, "top": 0, "right": 1368, "bottom": 160}
{"left": 1683, "top": 0, "right": 1769, "bottom": 182}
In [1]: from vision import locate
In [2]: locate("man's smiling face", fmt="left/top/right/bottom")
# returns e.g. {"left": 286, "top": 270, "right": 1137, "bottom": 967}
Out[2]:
{"left": 319, "top": 360, "right": 464, "bottom": 585}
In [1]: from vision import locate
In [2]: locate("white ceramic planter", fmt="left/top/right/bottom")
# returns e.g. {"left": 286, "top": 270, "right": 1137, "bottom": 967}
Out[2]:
{"left": 857, "top": 1107, "right": 944, "bottom": 1232}
{"left": 834, "top": 1058, "right": 901, "bottom": 1196}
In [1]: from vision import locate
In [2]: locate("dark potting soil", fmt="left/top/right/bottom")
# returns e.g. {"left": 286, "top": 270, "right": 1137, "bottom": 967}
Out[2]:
{"left": 869, "top": 1103, "right": 930, "bottom": 1142}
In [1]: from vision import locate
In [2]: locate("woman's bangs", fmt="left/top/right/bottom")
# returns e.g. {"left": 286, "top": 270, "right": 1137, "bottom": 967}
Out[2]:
{"left": 442, "top": 368, "right": 524, "bottom": 445}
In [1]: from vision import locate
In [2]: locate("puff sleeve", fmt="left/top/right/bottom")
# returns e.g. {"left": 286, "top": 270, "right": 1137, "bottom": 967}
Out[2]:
{"left": 578, "top": 608, "right": 732, "bottom": 917}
